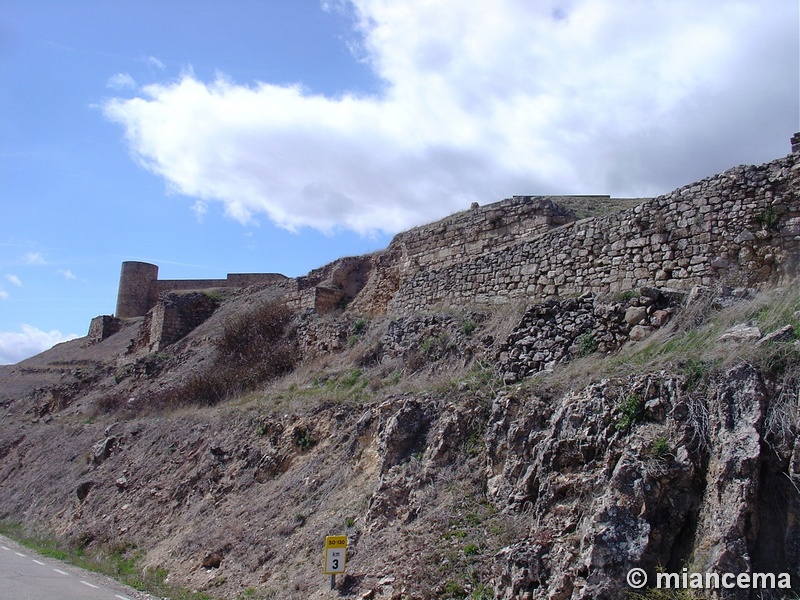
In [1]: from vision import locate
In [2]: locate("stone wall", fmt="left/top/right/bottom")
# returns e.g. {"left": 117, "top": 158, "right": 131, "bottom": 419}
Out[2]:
{"left": 115, "top": 261, "right": 287, "bottom": 318}
{"left": 383, "top": 153, "right": 800, "bottom": 314}
{"left": 390, "top": 195, "right": 580, "bottom": 271}
{"left": 128, "top": 292, "right": 219, "bottom": 353}
{"left": 111, "top": 143, "right": 800, "bottom": 339}
{"left": 87, "top": 315, "right": 122, "bottom": 344}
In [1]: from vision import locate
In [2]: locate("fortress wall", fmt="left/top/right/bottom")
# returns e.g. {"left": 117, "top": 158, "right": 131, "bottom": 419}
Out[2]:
{"left": 116, "top": 262, "right": 159, "bottom": 319}
{"left": 114, "top": 147, "right": 800, "bottom": 325}
{"left": 387, "top": 154, "right": 800, "bottom": 313}
{"left": 117, "top": 271, "right": 289, "bottom": 319}
{"left": 389, "top": 195, "right": 582, "bottom": 272}
{"left": 152, "top": 273, "right": 287, "bottom": 297}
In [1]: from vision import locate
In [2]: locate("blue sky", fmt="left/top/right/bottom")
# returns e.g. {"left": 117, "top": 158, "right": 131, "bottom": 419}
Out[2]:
{"left": 1, "top": 0, "right": 798, "bottom": 364}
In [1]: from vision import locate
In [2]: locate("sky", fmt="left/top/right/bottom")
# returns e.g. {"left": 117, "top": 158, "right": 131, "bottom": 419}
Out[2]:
{"left": 0, "top": 0, "right": 798, "bottom": 365}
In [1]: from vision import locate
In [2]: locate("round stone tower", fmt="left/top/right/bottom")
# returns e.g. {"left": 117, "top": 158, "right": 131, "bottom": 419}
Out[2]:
{"left": 115, "top": 261, "right": 159, "bottom": 318}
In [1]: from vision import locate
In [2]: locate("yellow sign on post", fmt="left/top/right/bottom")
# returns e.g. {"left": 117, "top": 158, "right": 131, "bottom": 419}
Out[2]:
{"left": 323, "top": 536, "right": 347, "bottom": 575}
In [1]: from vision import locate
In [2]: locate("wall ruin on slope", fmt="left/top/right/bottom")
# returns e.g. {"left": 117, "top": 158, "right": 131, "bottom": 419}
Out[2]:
{"left": 115, "top": 262, "right": 288, "bottom": 319}
{"left": 380, "top": 153, "right": 800, "bottom": 314}
{"left": 109, "top": 145, "right": 800, "bottom": 356}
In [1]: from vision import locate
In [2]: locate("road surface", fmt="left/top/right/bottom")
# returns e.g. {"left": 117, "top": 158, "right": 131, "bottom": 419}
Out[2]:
{"left": 0, "top": 533, "right": 151, "bottom": 600}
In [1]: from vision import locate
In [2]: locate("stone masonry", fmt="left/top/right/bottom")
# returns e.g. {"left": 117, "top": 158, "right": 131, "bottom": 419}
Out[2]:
{"left": 115, "top": 261, "right": 287, "bottom": 319}
{"left": 382, "top": 152, "right": 800, "bottom": 314}
{"left": 104, "top": 137, "right": 800, "bottom": 355}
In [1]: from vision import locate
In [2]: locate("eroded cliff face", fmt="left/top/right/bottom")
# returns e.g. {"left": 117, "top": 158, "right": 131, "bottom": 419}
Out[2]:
{"left": 1, "top": 333, "right": 798, "bottom": 599}
{"left": 486, "top": 364, "right": 800, "bottom": 599}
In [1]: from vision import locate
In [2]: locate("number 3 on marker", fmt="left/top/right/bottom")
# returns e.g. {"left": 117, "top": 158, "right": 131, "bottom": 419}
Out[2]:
{"left": 323, "top": 536, "right": 347, "bottom": 574}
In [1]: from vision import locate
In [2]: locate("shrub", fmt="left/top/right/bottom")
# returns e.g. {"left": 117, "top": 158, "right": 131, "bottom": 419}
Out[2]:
{"left": 651, "top": 436, "right": 670, "bottom": 458}
{"left": 460, "top": 320, "right": 477, "bottom": 336}
{"left": 144, "top": 300, "right": 298, "bottom": 410}
{"left": 575, "top": 333, "right": 598, "bottom": 357}
{"left": 616, "top": 393, "right": 642, "bottom": 430}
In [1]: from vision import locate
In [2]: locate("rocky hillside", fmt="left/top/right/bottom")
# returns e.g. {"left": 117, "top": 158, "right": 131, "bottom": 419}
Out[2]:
{"left": 1, "top": 153, "right": 800, "bottom": 600}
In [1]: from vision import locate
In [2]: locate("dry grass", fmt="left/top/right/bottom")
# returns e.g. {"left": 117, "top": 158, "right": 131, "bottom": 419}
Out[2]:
{"left": 124, "top": 300, "right": 299, "bottom": 413}
{"left": 516, "top": 284, "right": 800, "bottom": 401}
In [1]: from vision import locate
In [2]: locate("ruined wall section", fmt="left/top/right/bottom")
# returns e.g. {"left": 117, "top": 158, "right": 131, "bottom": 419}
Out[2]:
{"left": 116, "top": 262, "right": 288, "bottom": 319}
{"left": 151, "top": 273, "right": 287, "bottom": 298}
{"left": 128, "top": 292, "right": 220, "bottom": 354}
{"left": 386, "top": 154, "right": 800, "bottom": 314}
{"left": 289, "top": 255, "right": 375, "bottom": 314}
{"left": 392, "top": 196, "right": 580, "bottom": 271}
{"left": 348, "top": 196, "right": 584, "bottom": 315}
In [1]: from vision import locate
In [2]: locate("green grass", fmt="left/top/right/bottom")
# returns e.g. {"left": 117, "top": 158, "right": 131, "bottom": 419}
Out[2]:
{"left": 603, "top": 285, "right": 800, "bottom": 383}
{"left": 0, "top": 520, "right": 216, "bottom": 600}
{"left": 650, "top": 436, "right": 670, "bottom": 458}
{"left": 616, "top": 392, "right": 642, "bottom": 431}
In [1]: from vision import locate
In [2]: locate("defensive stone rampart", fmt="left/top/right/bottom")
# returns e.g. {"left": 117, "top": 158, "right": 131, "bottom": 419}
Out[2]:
{"left": 115, "top": 261, "right": 287, "bottom": 318}
{"left": 110, "top": 138, "right": 800, "bottom": 342}
{"left": 390, "top": 195, "right": 581, "bottom": 270}
{"left": 383, "top": 153, "right": 800, "bottom": 314}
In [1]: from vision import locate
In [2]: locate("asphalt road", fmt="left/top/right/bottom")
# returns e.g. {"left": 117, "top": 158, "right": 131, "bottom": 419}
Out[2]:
{"left": 0, "top": 534, "right": 149, "bottom": 600}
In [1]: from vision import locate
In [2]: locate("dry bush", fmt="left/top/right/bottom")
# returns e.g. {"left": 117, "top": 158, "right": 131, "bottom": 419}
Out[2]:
{"left": 145, "top": 301, "right": 298, "bottom": 411}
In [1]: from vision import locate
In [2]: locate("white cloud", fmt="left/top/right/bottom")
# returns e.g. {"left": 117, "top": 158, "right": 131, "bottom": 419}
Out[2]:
{"left": 146, "top": 56, "right": 166, "bottom": 70}
{"left": 107, "top": 72, "right": 137, "bottom": 90}
{"left": 0, "top": 325, "right": 80, "bottom": 365}
{"left": 58, "top": 269, "right": 77, "bottom": 281}
{"left": 103, "top": 0, "right": 799, "bottom": 235}
{"left": 5, "top": 274, "right": 21, "bottom": 287}
{"left": 0, "top": 290, "right": 8, "bottom": 300}
{"left": 23, "top": 252, "right": 47, "bottom": 265}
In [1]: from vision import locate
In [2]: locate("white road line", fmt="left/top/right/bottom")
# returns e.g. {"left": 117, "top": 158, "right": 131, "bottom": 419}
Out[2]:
{"left": 116, "top": 595, "right": 133, "bottom": 600}
{"left": 14, "top": 551, "right": 26, "bottom": 557}
{"left": 80, "top": 580, "right": 99, "bottom": 588}
{"left": 32, "top": 559, "right": 45, "bottom": 565}
{"left": 53, "top": 568, "right": 69, "bottom": 575}
{"left": 1, "top": 546, "right": 9, "bottom": 550}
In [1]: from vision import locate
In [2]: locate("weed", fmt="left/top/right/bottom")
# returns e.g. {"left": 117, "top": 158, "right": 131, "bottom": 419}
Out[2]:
{"left": 650, "top": 436, "right": 670, "bottom": 458}
{"left": 465, "top": 513, "right": 482, "bottom": 527}
{"left": 463, "top": 543, "right": 480, "bottom": 556}
{"left": 575, "top": 332, "right": 598, "bottom": 357}
{"left": 469, "top": 583, "right": 495, "bottom": 599}
{"left": 339, "top": 369, "right": 363, "bottom": 388}
{"left": 756, "top": 206, "right": 780, "bottom": 231}
{"left": 441, "top": 580, "right": 468, "bottom": 598}
{"left": 616, "top": 393, "right": 642, "bottom": 430}
{"left": 293, "top": 428, "right": 316, "bottom": 450}
{"left": 614, "top": 290, "right": 641, "bottom": 303}
{"left": 352, "top": 318, "right": 368, "bottom": 335}
{"left": 682, "top": 358, "right": 715, "bottom": 391}
{"left": 461, "top": 320, "right": 477, "bottom": 336}
{"left": 627, "top": 587, "right": 702, "bottom": 599}
{"left": 203, "top": 289, "right": 231, "bottom": 303}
